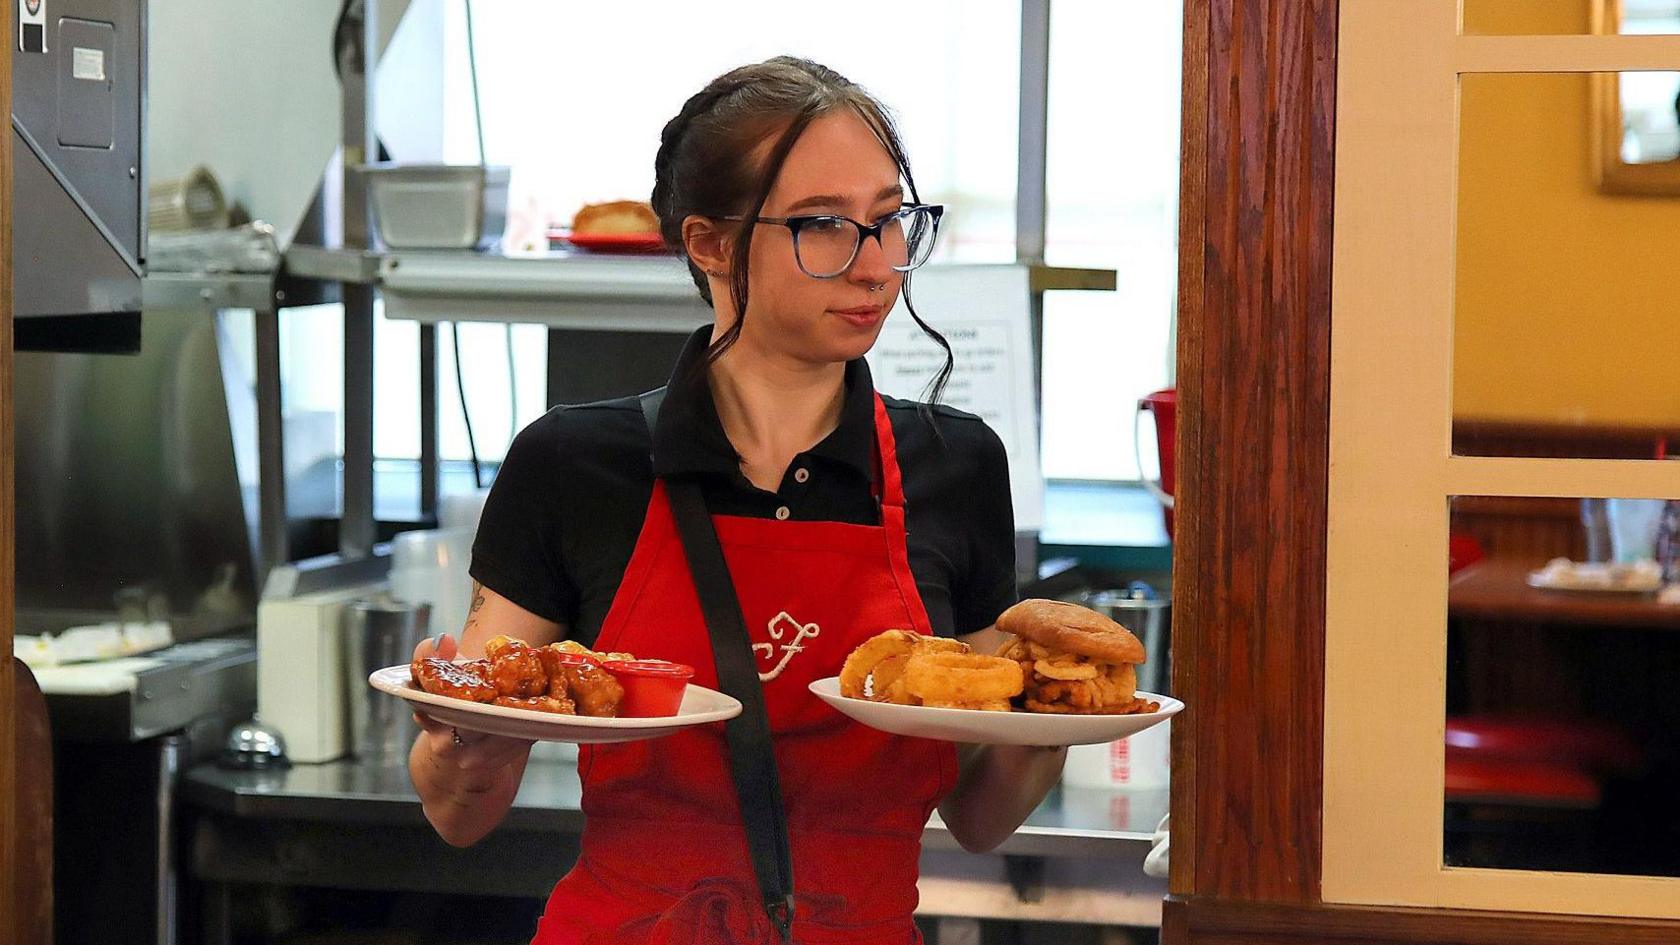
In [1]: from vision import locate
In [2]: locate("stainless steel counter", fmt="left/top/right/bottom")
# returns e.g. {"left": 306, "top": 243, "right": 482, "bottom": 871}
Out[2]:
{"left": 183, "top": 755, "right": 1160, "bottom": 858}
{"left": 181, "top": 755, "right": 1168, "bottom": 930}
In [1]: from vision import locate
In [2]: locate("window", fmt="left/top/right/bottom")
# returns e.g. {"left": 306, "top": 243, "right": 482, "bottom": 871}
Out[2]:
{"left": 371, "top": 2, "right": 1182, "bottom": 487}
{"left": 1041, "top": 2, "right": 1182, "bottom": 482}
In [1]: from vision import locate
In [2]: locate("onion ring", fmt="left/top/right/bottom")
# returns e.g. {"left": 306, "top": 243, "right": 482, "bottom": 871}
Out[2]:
{"left": 841, "top": 630, "right": 972, "bottom": 699}
{"left": 839, "top": 630, "right": 922, "bottom": 698}
{"left": 904, "top": 651, "right": 1024, "bottom": 704}
{"left": 879, "top": 675, "right": 919, "bottom": 706}
{"left": 868, "top": 653, "right": 913, "bottom": 702}
{"left": 1034, "top": 659, "right": 1099, "bottom": 681}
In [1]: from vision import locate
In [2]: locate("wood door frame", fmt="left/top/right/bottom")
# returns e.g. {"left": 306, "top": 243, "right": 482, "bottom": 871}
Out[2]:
{"left": 2, "top": 0, "right": 16, "bottom": 929}
{"left": 1167, "top": 1, "right": 1680, "bottom": 941}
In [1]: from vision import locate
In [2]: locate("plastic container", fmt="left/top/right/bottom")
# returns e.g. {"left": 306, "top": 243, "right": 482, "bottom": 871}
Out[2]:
{"left": 1062, "top": 718, "right": 1171, "bottom": 790}
{"left": 601, "top": 659, "right": 694, "bottom": 718}
{"left": 388, "top": 527, "right": 474, "bottom": 638}
{"left": 358, "top": 163, "right": 510, "bottom": 250}
{"left": 439, "top": 487, "right": 491, "bottom": 532}
{"left": 1607, "top": 498, "right": 1665, "bottom": 563}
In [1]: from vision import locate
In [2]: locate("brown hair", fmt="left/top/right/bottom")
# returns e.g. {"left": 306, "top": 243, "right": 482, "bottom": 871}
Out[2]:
{"left": 650, "top": 56, "right": 953, "bottom": 404}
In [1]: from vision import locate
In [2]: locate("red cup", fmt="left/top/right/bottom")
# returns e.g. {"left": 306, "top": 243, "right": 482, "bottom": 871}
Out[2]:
{"left": 601, "top": 659, "right": 694, "bottom": 717}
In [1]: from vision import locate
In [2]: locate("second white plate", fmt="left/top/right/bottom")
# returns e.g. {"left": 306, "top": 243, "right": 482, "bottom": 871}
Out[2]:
{"left": 809, "top": 676, "right": 1182, "bottom": 746}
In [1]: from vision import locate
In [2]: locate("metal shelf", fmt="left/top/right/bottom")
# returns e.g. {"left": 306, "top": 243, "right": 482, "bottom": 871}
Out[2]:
{"left": 142, "top": 271, "right": 281, "bottom": 311}
{"left": 283, "top": 245, "right": 1115, "bottom": 332}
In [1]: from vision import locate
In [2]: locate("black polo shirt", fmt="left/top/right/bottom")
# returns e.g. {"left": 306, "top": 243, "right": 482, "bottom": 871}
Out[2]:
{"left": 469, "top": 325, "right": 1018, "bottom": 645}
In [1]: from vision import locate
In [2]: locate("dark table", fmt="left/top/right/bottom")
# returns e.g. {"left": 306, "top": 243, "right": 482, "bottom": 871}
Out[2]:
{"left": 1448, "top": 558, "right": 1680, "bottom": 629}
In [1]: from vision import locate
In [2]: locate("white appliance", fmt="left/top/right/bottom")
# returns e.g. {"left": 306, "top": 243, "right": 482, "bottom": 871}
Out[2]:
{"left": 256, "top": 581, "right": 386, "bottom": 763}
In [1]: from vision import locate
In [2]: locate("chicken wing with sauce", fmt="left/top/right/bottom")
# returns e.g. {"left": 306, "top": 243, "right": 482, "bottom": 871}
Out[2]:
{"left": 411, "top": 657, "right": 497, "bottom": 702}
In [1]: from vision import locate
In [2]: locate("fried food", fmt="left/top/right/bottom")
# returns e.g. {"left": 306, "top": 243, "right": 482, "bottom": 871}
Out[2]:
{"left": 411, "top": 657, "right": 498, "bottom": 702}
{"left": 902, "top": 651, "right": 1023, "bottom": 707}
{"left": 1034, "top": 658, "right": 1099, "bottom": 681}
{"left": 408, "top": 635, "right": 638, "bottom": 719}
{"left": 869, "top": 653, "right": 913, "bottom": 699}
{"left": 483, "top": 638, "right": 549, "bottom": 698}
{"left": 494, "top": 694, "right": 577, "bottom": 714}
{"left": 995, "top": 600, "right": 1158, "bottom": 715}
{"left": 552, "top": 639, "right": 634, "bottom": 663}
{"left": 839, "top": 629, "right": 970, "bottom": 702}
{"left": 839, "top": 630, "right": 920, "bottom": 699}
{"left": 1023, "top": 695, "right": 1160, "bottom": 715}
{"left": 557, "top": 660, "right": 625, "bottom": 718}
{"left": 835, "top": 601, "right": 1160, "bottom": 715}
{"left": 923, "top": 699, "right": 1014, "bottom": 711}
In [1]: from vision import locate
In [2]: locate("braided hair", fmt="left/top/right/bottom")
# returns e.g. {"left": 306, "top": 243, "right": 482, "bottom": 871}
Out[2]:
{"left": 650, "top": 56, "right": 954, "bottom": 405}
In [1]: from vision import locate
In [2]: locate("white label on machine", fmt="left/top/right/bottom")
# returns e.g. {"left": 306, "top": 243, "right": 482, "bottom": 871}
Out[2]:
{"left": 71, "top": 45, "right": 105, "bottom": 81}
{"left": 18, "top": 0, "right": 46, "bottom": 53}
{"left": 866, "top": 266, "right": 1045, "bottom": 532}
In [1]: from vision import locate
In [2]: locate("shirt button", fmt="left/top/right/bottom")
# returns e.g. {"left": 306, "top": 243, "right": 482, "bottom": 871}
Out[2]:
{"left": 775, "top": 506, "right": 791, "bottom": 521}
{"left": 794, "top": 468, "right": 810, "bottom": 484}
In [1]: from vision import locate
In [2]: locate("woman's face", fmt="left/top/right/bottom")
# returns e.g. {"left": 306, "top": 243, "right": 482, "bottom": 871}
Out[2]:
{"left": 734, "top": 111, "right": 906, "bottom": 366}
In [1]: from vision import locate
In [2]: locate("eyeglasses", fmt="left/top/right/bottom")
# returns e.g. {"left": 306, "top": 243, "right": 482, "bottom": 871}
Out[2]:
{"left": 721, "top": 204, "right": 944, "bottom": 279}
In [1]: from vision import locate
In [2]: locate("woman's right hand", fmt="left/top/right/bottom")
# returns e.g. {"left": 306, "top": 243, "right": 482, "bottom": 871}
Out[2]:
{"left": 408, "top": 633, "right": 536, "bottom": 847}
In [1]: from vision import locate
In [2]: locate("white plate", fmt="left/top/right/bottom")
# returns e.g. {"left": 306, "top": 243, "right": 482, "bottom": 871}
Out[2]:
{"left": 808, "top": 676, "right": 1183, "bottom": 747}
{"left": 368, "top": 664, "right": 742, "bottom": 744}
{"left": 1525, "top": 559, "right": 1662, "bottom": 594}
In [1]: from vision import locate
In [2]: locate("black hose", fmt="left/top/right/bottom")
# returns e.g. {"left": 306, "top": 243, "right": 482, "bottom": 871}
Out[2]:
{"left": 452, "top": 322, "right": 484, "bottom": 489}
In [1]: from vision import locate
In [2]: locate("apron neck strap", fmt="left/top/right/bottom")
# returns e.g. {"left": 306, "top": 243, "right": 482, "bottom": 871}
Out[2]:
{"left": 641, "top": 386, "right": 909, "bottom": 516}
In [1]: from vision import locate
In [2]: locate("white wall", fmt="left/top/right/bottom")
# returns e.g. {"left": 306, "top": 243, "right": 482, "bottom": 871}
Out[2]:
{"left": 147, "top": 0, "right": 437, "bottom": 247}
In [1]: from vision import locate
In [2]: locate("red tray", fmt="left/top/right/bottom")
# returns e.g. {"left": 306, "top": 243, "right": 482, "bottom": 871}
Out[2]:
{"left": 551, "top": 230, "right": 669, "bottom": 254}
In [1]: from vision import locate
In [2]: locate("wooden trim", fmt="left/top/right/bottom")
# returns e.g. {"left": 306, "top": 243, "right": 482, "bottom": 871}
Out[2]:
{"left": 1325, "top": 2, "right": 1680, "bottom": 918}
{"left": 1589, "top": 0, "right": 1680, "bottom": 195}
{"left": 1169, "top": 0, "right": 1208, "bottom": 899}
{"left": 2, "top": 0, "right": 16, "bottom": 933}
{"left": 1170, "top": 0, "right": 1338, "bottom": 904}
{"left": 1454, "top": 417, "right": 1680, "bottom": 460}
{"left": 1166, "top": 896, "right": 1680, "bottom": 945}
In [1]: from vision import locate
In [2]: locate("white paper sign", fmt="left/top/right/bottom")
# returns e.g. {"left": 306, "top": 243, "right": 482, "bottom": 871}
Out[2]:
{"left": 867, "top": 265, "right": 1045, "bottom": 532}
{"left": 72, "top": 46, "right": 105, "bottom": 81}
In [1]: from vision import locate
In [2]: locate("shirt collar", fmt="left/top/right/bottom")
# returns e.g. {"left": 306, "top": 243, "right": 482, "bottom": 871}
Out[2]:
{"left": 651, "top": 325, "right": 878, "bottom": 482}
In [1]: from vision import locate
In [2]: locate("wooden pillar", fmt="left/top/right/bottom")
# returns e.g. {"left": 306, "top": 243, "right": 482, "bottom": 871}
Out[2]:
{"left": 1169, "top": 0, "right": 1337, "bottom": 912}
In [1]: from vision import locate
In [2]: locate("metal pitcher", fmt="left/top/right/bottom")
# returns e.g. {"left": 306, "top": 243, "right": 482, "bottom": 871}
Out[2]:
{"left": 1085, "top": 582, "right": 1171, "bottom": 695}
{"left": 343, "top": 596, "right": 431, "bottom": 759}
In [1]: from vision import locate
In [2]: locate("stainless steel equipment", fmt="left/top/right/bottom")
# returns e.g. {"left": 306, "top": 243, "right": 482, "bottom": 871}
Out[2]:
{"left": 13, "top": 306, "right": 260, "bottom": 639}
{"left": 219, "top": 718, "right": 289, "bottom": 769}
{"left": 1087, "top": 583, "right": 1172, "bottom": 695}
{"left": 359, "top": 162, "right": 510, "bottom": 250}
{"left": 343, "top": 596, "right": 430, "bottom": 759}
{"left": 11, "top": 0, "right": 147, "bottom": 332}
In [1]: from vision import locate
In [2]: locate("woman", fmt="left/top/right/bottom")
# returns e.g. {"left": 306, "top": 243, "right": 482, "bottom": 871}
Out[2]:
{"left": 409, "top": 56, "right": 1066, "bottom": 944}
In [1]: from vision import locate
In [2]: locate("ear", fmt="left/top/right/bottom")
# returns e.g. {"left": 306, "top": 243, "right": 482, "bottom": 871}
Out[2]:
{"left": 681, "top": 214, "right": 733, "bottom": 280}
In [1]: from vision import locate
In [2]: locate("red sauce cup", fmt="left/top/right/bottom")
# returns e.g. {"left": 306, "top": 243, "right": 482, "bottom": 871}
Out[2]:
{"left": 600, "top": 659, "right": 694, "bottom": 717}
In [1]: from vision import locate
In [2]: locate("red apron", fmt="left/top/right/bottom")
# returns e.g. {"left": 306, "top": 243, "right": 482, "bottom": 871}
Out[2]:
{"left": 532, "top": 394, "right": 959, "bottom": 945}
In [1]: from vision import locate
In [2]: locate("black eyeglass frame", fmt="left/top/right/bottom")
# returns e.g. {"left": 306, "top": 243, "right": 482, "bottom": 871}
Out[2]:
{"left": 718, "top": 203, "right": 946, "bottom": 279}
